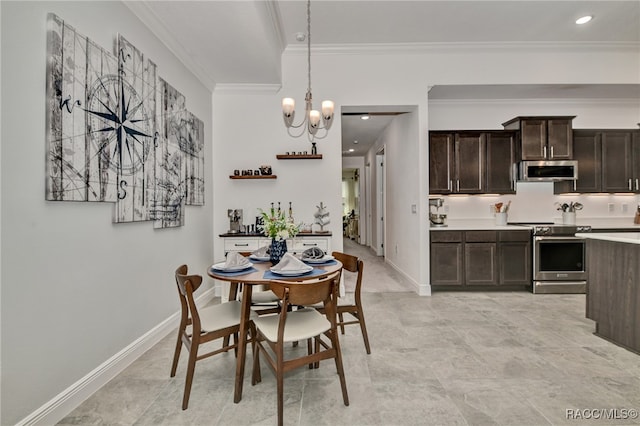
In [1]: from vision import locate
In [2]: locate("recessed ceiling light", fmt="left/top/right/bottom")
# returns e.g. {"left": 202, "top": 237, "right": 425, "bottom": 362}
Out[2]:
{"left": 360, "top": 115, "right": 370, "bottom": 120}
{"left": 348, "top": 148, "right": 355, "bottom": 152}
{"left": 576, "top": 15, "right": 593, "bottom": 25}
{"left": 353, "top": 140, "right": 359, "bottom": 144}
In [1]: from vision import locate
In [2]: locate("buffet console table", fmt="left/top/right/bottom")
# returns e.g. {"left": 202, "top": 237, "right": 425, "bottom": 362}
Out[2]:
{"left": 219, "top": 232, "right": 332, "bottom": 255}
{"left": 578, "top": 232, "right": 640, "bottom": 354}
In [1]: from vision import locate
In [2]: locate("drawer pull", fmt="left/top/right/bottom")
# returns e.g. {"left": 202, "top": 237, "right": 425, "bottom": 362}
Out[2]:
{"left": 303, "top": 243, "right": 318, "bottom": 246}
{"left": 234, "top": 243, "right": 249, "bottom": 247}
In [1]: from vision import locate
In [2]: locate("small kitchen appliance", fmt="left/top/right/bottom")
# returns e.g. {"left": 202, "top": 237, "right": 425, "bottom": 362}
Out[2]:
{"left": 429, "top": 198, "right": 447, "bottom": 227}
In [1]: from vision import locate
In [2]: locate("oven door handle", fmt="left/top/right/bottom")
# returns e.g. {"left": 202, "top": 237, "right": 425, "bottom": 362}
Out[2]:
{"left": 534, "top": 236, "right": 584, "bottom": 241}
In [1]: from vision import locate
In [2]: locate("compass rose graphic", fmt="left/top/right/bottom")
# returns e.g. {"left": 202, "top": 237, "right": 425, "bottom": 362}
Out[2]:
{"left": 85, "top": 74, "right": 152, "bottom": 176}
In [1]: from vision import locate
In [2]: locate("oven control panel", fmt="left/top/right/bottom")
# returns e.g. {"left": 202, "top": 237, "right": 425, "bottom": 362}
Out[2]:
{"left": 532, "top": 225, "right": 592, "bottom": 236}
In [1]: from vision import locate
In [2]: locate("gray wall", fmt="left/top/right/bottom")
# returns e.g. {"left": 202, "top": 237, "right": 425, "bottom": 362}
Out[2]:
{"left": 1, "top": 2, "right": 213, "bottom": 424}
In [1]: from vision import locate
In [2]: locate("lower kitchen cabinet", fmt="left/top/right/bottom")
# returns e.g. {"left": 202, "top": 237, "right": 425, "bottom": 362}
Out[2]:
{"left": 431, "top": 229, "right": 531, "bottom": 288}
{"left": 430, "top": 231, "right": 463, "bottom": 285}
{"left": 498, "top": 231, "right": 532, "bottom": 285}
{"left": 464, "top": 231, "right": 498, "bottom": 285}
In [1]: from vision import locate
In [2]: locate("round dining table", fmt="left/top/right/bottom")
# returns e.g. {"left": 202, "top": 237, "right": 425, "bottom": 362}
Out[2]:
{"left": 208, "top": 258, "right": 342, "bottom": 403}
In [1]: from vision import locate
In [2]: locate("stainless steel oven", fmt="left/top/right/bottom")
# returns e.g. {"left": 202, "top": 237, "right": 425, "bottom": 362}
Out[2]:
{"left": 531, "top": 225, "right": 591, "bottom": 294}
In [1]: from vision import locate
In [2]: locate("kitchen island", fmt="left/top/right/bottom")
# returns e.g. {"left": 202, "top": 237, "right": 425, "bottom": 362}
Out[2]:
{"left": 576, "top": 232, "right": 640, "bottom": 354}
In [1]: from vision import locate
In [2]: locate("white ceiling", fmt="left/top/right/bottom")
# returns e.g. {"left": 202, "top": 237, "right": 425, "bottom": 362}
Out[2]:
{"left": 124, "top": 1, "right": 640, "bottom": 157}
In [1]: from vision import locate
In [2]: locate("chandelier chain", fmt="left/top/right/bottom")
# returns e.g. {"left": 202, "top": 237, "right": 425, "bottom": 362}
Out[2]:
{"left": 306, "top": 0, "right": 312, "bottom": 96}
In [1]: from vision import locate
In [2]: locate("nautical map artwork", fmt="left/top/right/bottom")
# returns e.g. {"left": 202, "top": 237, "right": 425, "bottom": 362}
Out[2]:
{"left": 45, "top": 14, "right": 204, "bottom": 228}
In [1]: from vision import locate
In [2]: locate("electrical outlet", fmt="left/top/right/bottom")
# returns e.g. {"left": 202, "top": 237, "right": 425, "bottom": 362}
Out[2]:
{"left": 444, "top": 205, "right": 450, "bottom": 213}
{"left": 608, "top": 203, "right": 615, "bottom": 213}
{"left": 622, "top": 204, "right": 629, "bottom": 213}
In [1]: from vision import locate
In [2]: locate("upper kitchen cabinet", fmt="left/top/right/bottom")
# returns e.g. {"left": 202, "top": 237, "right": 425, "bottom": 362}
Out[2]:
{"left": 555, "top": 129, "right": 640, "bottom": 194}
{"left": 502, "top": 116, "right": 575, "bottom": 160}
{"left": 429, "top": 131, "right": 486, "bottom": 194}
{"left": 602, "top": 130, "right": 640, "bottom": 193}
{"left": 554, "top": 130, "right": 601, "bottom": 193}
{"left": 486, "top": 131, "right": 517, "bottom": 194}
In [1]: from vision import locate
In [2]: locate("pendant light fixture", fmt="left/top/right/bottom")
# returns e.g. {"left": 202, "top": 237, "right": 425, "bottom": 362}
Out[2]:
{"left": 282, "top": 0, "right": 334, "bottom": 151}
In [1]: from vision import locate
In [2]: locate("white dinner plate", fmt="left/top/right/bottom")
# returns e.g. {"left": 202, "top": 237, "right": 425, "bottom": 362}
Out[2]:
{"left": 302, "top": 255, "right": 335, "bottom": 264}
{"left": 270, "top": 265, "right": 313, "bottom": 276}
{"left": 249, "top": 254, "right": 270, "bottom": 261}
{"left": 211, "top": 261, "right": 253, "bottom": 272}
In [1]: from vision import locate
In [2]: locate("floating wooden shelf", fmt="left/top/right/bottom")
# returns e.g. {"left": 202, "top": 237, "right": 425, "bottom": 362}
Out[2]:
{"left": 276, "top": 154, "right": 323, "bottom": 160}
{"left": 229, "top": 175, "right": 277, "bottom": 180}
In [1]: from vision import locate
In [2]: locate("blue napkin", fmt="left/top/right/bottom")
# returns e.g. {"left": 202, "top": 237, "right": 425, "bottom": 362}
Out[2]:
{"left": 263, "top": 268, "right": 324, "bottom": 280}
{"left": 210, "top": 267, "right": 257, "bottom": 277}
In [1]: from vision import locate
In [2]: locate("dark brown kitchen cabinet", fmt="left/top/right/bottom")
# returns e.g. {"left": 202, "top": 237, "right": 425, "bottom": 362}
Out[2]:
{"left": 554, "top": 130, "right": 601, "bottom": 193}
{"left": 486, "top": 131, "right": 517, "bottom": 194}
{"left": 430, "top": 231, "right": 463, "bottom": 285}
{"left": 429, "top": 133, "right": 454, "bottom": 193}
{"left": 431, "top": 230, "right": 531, "bottom": 288}
{"left": 429, "top": 131, "right": 485, "bottom": 194}
{"left": 502, "top": 116, "right": 575, "bottom": 160}
{"left": 464, "top": 231, "right": 498, "bottom": 285}
{"left": 555, "top": 129, "right": 640, "bottom": 194}
{"left": 498, "top": 231, "right": 531, "bottom": 286}
{"left": 602, "top": 131, "right": 636, "bottom": 193}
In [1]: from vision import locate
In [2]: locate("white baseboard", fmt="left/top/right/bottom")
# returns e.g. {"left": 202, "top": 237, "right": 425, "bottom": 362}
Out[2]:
{"left": 384, "top": 258, "right": 431, "bottom": 296}
{"left": 16, "top": 288, "right": 217, "bottom": 426}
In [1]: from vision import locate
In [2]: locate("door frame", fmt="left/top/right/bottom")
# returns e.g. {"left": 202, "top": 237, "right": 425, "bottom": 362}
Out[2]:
{"left": 376, "top": 148, "right": 385, "bottom": 256}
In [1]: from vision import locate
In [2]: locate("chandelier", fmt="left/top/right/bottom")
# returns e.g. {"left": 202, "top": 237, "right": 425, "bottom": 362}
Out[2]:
{"left": 282, "top": 0, "right": 334, "bottom": 147}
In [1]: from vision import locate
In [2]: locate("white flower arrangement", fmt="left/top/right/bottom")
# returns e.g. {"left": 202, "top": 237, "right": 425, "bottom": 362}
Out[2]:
{"left": 258, "top": 207, "right": 300, "bottom": 240}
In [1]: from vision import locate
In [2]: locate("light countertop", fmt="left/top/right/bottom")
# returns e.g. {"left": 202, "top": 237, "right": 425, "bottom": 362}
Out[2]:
{"left": 576, "top": 232, "right": 640, "bottom": 245}
{"left": 431, "top": 217, "right": 640, "bottom": 232}
{"left": 573, "top": 217, "right": 640, "bottom": 230}
{"left": 431, "top": 219, "right": 529, "bottom": 231}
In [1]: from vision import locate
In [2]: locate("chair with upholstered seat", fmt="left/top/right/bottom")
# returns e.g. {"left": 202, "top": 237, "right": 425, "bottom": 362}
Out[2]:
{"left": 234, "top": 251, "right": 281, "bottom": 314}
{"left": 171, "top": 265, "right": 254, "bottom": 410}
{"left": 319, "top": 251, "right": 371, "bottom": 354}
{"left": 250, "top": 271, "right": 349, "bottom": 426}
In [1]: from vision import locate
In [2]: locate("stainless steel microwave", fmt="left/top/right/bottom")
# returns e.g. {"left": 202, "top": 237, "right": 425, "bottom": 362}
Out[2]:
{"left": 518, "top": 160, "right": 578, "bottom": 182}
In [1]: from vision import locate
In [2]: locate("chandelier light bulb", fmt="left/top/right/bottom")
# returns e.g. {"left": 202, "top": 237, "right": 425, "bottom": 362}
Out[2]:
{"left": 282, "top": 98, "right": 295, "bottom": 115}
{"left": 308, "top": 110, "right": 321, "bottom": 135}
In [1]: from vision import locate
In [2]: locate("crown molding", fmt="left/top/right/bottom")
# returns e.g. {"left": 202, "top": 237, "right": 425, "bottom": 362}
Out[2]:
{"left": 262, "top": 0, "right": 287, "bottom": 53}
{"left": 284, "top": 41, "right": 640, "bottom": 56}
{"left": 429, "top": 98, "right": 640, "bottom": 105}
{"left": 123, "top": 1, "right": 216, "bottom": 91}
{"left": 214, "top": 83, "right": 282, "bottom": 94}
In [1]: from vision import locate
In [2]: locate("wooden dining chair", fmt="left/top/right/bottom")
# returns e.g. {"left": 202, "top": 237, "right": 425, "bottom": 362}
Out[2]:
{"left": 317, "top": 251, "right": 371, "bottom": 354}
{"left": 250, "top": 271, "right": 349, "bottom": 426}
{"left": 171, "top": 265, "right": 254, "bottom": 410}
{"left": 235, "top": 251, "right": 281, "bottom": 315}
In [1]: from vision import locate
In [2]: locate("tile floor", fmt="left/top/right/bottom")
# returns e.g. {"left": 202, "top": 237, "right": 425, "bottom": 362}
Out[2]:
{"left": 59, "top": 240, "right": 640, "bottom": 425}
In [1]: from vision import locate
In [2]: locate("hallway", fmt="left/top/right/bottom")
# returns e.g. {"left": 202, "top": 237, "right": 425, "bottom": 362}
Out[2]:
{"left": 341, "top": 237, "right": 415, "bottom": 293}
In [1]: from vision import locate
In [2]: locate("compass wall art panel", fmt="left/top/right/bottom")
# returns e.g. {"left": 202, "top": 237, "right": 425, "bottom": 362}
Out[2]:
{"left": 45, "top": 14, "right": 204, "bottom": 229}
{"left": 153, "top": 79, "right": 186, "bottom": 229}
{"left": 113, "top": 35, "right": 157, "bottom": 223}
